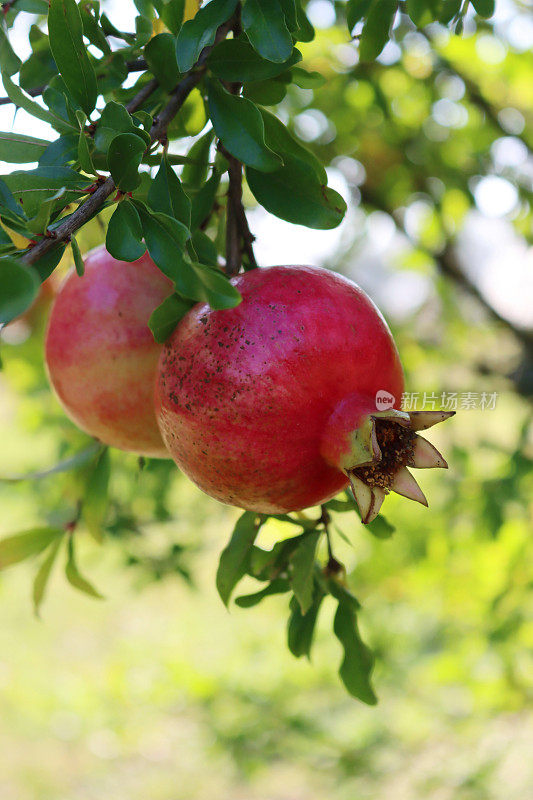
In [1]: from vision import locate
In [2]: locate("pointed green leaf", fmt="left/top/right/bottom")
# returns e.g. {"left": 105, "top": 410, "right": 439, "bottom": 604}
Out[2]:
{"left": 470, "top": 0, "right": 495, "bottom": 17}
{"left": 148, "top": 292, "right": 193, "bottom": 343}
{"left": 106, "top": 200, "right": 146, "bottom": 263}
{"left": 70, "top": 235, "right": 84, "bottom": 276}
{"left": 160, "top": 0, "right": 185, "bottom": 34}
{"left": 287, "top": 590, "right": 324, "bottom": 658}
{"left": 216, "top": 511, "right": 264, "bottom": 606}
{"left": 108, "top": 133, "right": 146, "bottom": 192}
{"left": 209, "top": 39, "right": 301, "bottom": 82}
{"left": 290, "top": 531, "right": 320, "bottom": 614}
{"left": 33, "top": 536, "right": 63, "bottom": 616}
{"left": 260, "top": 109, "right": 326, "bottom": 181}
{"left": 0, "top": 257, "right": 40, "bottom": 324}
{"left": 359, "top": 0, "right": 397, "bottom": 62}
{"left": 0, "top": 131, "right": 50, "bottom": 164}
{"left": 0, "top": 527, "right": 63, "bottom": 569}
{"left": 181, "top": 129, "right": 215, "bottom": 189}
{"left": 83, "top": 448, "right": 110, "bottom": 543}
{"left": 242, "top": 0, "right": 293, "bottom": 63}
{"left": 246, "top": 159, "right": 346, "bottom": 229}
{"left": 65, "top": 535, "right": 104, "bottom": 599}
{"left": 346, "top": 0, "right": 372, "bottom": 31}
{"left": 147, "top": 156, "right": 191, "bottom": 227}
{"left": 48, "top": 0, "right": 98, "bottom": 116}
{"left": 176, "top": 0, "right": 238, "bottom": 72}
{"left": 206, "top": 79, "right": 281, "bottom": 172}
{"left": 333, "top": 595, "right": 377, "bottom": 704}
{"left": 235, "top": 577, "right": 290, "bottom": 607}
{"left": 145, "top": 32, "right": 180, "bottom": 90}
{"left": 0, "top": 71, "right": 71, "bottom": 130}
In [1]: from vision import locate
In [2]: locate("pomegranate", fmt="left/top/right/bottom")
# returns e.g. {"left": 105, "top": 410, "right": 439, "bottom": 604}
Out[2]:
{"left": 155, "top": 265, "right": 453, "bottom": 519}
{"left": 46, "top": 246, "right": 172, "bottom": 458}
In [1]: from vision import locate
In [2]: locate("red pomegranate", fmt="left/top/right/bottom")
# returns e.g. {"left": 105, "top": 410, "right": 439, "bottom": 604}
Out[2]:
{"left": 155, "top": 265, "right": 453, "bottom": 519}
{"left": 46, "top": 246, "right": 172, "bottom": 458}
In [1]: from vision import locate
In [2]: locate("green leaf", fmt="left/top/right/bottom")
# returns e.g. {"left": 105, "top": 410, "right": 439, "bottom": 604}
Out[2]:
{"left": 287, "top": 591, "right": 324, "bottom": 658}
{"left": 206, "top": 79, "right": 281, "bottom": 172}
{"left": 0, "top": 257, "right": 40, "bottom": 324}
{"left": 106, "top": 200, "right": 146, "bottom": 262}
{"left": 406, "top": 0, "right": 438, "bottom": 26}
{"left": 135, "top": 14, "right": 153, "bottom": 46}
{"left": 107, "top": 133, "right": 146, "bottom": 192}
{"left": 160, "top": 0, "right": 185, "bottom": 34}
{"left": 148, "top": 156, "right": 191, "bottom": 227}
{"left": 80, "top": 3, "right": 111, "bottom": 55}
{"left": 439, "top": 0, "right": 461, "bottom": 23}
{"left": 260, "top": 109, "right": 326, "bottom": 181}
{"left": 216, "top": 511, "right": 264, "bottom": 606}
{"left": 279, "top": 0, "right": 298, "bottom": 31}
{"left": 346, "top": 0, "right": 372, "bottom": 31}
{"left": 94, "top": 101, "right": 150, "bottom": 154}
{"left": 290, "top": 531, "right": 320, "bottom": 614}
{"left": 39, "top": 134, "right": 79, "bottom": 167}
{"left": 134, "top": 201, "right": 189, "bottom": 279}
{"left": 33, "top": 536, "right": 63, "bottom": 617}
{"left": 1, "top": 166, "right": 89, "bottom": 219}
{"left": 0, "top": 178, "right": 27, "bottom": 223}
{"left": 0, "top": 527, "right": 63, "bottom": 569}
{"left": 148, "top": 292, "right": 193, "bottom": 342}
{"left": 12, "top": 0, "right": 49, "bottom": 12}
{"left": 70, "top": 235, "right": 84, "bottom": 276}
{"left": 470, "top": 0, "right": 495, "bottom": 17}
{"left": 0, "top": 71, "right": 71, "bottom": 131}
{"left": 242, "top": 0, "right": 293, "bottom": 63}
{"left": 145, "top": 32, "right": 180, "bottom": 90}
{"left": 83, "top": 448, "right": 110, "bottom": 543}
{"left": 181, "top": 129, "right": 215, "bottom": 188}
{"left": 0, "top": 21, "right": 22, "bottom": 77}
{"left": 209, "top": 39, "right": 301, "bottom": 82}
{"left": 189, "top": 168, "right": 220, "bottom": 229}
{"left": 65, "top": 535, "right": 104, "bottom": 599}
{"left": 290, "top": 66, "right": 326, "bottom": 88}
{"left": 20, "top": 25, "right": 57, "bottom": 94}
{"left": 293, "top": 0, "right": 314, "bottom": 41}
{"left": 137, "top": 205, "right": 239, "bottom": 308}
{"left": 176, "top": 0, "right": 238, "bottom": 72}
{"left": 134, "top": 0, "right": 153, "bottom": 17}
{"left": 246, "top": 159, "right": 346, "bottom": 229}
{"left": 333, "top": 595, "right": 377, "bottom": 704}
{"left": 77, "top": 111, "right": 97, "bottom": 176}
{"left": 243, "top": 76, "right": 288, "bottom": 106}
{"left": 359, "top": 0, "right": 397, "bottom": 62}
{"left": 189, "top": 229, "right": 218, "bottom": 266}
{"left": 235, "top": 577, "right": 290, "bottom": 607}
{"left": 48, "top": 0, "right": 98, "bottom": 116}
{"left": 27, "top": 186, "right": 67, "bottom": 235}
{"left": 31, "top": 242, "right": 67, "bottom": 282}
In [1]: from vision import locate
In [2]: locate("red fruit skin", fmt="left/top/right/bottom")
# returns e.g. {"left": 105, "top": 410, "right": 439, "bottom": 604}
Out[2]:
{"left": 45, "top": 246, "right": 172, "bottom": 458}
{"left": 155, "top": 265, "right": 405, "bottom": 513}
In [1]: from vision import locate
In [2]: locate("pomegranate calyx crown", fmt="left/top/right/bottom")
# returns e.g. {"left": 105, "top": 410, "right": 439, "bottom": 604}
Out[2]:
{"left": 322, "top": 405, "right": 455, "bottom": 525}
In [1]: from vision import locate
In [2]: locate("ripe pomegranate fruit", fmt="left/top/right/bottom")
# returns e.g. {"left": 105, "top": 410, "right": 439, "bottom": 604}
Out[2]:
{"left": 155, "top": 265, "right": 454, "bottom": 519}
{"left": 46, "top": 246, "right": 172, "bottom": 458}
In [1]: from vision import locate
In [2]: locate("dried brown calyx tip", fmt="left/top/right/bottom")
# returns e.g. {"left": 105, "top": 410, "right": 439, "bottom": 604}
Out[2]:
{"left": 346, "top": 410, "right": 455, "bottom": 524}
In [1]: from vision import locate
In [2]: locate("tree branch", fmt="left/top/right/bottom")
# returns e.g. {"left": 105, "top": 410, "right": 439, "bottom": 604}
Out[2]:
{"left": 21, "top": 19, "right": 234, "bottom": 268}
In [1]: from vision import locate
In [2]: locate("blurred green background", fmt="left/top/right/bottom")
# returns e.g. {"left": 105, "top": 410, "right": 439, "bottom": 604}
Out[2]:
{"left": 0, "top": 1, "right": 532, "bottom": 798}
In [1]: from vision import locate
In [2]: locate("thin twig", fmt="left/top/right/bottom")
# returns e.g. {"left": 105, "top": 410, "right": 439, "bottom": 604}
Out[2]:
{"left": 219, "top": 141, "right": 258, "bottom": 273}
{"left": 21, "top": 19, "right": 234, "bottom": 268}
